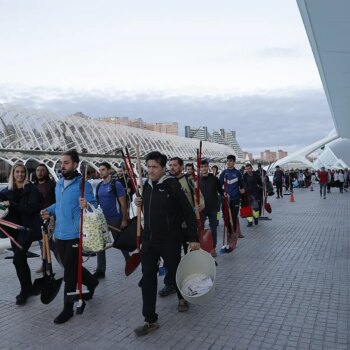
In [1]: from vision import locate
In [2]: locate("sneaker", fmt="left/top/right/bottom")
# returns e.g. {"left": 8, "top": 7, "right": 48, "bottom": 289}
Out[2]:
{"left": 54, "top": 306, "right": 74, "bottom": 324}
{"left": 93, "top": 270, "right": 105, "bottom": 279}
{"left": 238, "top": 234, "right": 245, "bottom": 238}
{"left": 158, "top": 285, "right": 176, "bottom": 297}
{"left": 134, "top": 322, "right": 159, "bottom": 336}
{"left": 247, "top": 222, "right": 253, "bottom": 227}
{"left": 16, "top": 290, "right": 31, "bottom": 305}
{"left": 178, "top": 299, "right": 189, "bottom": 312}
{"left": 210, "top": 249, "right": 217, "bottom": 258}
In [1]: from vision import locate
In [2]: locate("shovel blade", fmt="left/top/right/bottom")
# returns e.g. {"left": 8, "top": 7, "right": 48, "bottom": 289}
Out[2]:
{"left": 200, "top": 229, "right": 213, "bottom": 253}
{"left": 40, "top": 277, "right": 63, "bottom": 304}
{"left": 125, "top": 253, "right": 140, "bottom": 276}
{"left": 32, "top": 276, "right": 48, "bottom": 295}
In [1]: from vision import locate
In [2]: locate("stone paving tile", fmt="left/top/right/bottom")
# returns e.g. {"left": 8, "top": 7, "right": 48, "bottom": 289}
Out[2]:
{"left": 0, "top": 187, "right": 350, "bottom": 349}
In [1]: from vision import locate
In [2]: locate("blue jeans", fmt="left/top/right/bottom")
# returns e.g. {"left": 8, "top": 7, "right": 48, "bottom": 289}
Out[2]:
{"left": 201, "top": 210, "right": 218, "bottom": 248}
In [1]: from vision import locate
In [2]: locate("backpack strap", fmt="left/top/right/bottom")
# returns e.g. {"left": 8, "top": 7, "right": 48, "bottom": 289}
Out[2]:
{"left": 96, "top": 178, "right": 119, "bottom": 205}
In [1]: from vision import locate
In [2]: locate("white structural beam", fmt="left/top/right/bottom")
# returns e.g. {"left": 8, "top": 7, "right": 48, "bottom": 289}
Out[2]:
{"left": 297, "top": 0, "right": 350, "bottom": 138}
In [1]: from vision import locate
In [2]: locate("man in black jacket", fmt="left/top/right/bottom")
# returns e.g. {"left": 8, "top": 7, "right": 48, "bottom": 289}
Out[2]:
{"left": 200, "top": 160, "right": 223, "bottom": 257}
{"left": 134, "top": 151, "right": 200, "bottom": 337}
{"left": 243, "top": 164, "right": 263, "bottom": 227}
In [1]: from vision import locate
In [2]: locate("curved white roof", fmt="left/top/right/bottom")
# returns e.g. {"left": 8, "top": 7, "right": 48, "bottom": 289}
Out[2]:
{"left": 0, "top": 104, "right": 237, "bottom": 160}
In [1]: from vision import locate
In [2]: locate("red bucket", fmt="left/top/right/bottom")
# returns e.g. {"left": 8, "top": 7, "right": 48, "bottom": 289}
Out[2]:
{"left": 240, "top": 206, "right": 253, "bottom": 218}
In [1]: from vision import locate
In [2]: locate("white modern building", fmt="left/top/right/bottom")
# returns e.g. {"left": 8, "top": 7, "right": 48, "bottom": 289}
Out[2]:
{"left": 0, "top": 104, "right": 238, "bottom": 180}
{"left": 273, "top": 1, "right": 350, "bottom": 170}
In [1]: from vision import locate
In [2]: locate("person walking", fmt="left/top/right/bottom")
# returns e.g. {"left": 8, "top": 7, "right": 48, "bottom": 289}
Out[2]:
{"left": 219, "top": 155, "right": 245, "bottom": 239}
{"left": 273, "top": 166, "right": 284, "bottom": 198}
{"left": 157, "top": 156, "right": 204, "bottom": 297}
{"left": 41, "top": 149, "right": 99, "bottom": 324}
{"left": 200, "top": 159, "right": 223, "bottom": 256}
{"left": 134, "top": 151, "right": 200, "bottom": 336}
{"left": 243, "top": 163, "right": 262, "bottom": 227}
{"left": 0, "top": 163, "right": 42, "bottom": 305}
{"left": 317, "top": 167, "right": 328, "bottom": 199}
{"left": 338, "top": 170, "right": 345, "bottom": 193}
{"left": 94, "top": 162, "right": 129, "bottom": 279}
{"left": 33, "top": 163, "right": 57, "bottom": 273}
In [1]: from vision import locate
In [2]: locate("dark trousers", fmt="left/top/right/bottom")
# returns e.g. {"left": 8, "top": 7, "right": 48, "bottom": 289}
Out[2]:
{"left": 275, "top": 182, "right": 283, "bottom": 197}
{"left": 223, "top": 199, "right": 240, "bottom": 233}
{"left": 140, "top": 240, "right": 182, "bottom": 323}
{"left": 56, "top": 238, "right": 97, "bottom": 299}
{"left": 11, "top": 240, "right": 32, "bottom": 293}
{"left": 201, "top": 210, "right": 218, "bottom": 248}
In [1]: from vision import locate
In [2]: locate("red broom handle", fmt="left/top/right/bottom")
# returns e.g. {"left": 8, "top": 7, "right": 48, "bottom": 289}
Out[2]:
{"left": 0, "top": 218, "right": 30, "bottom": 231}
{"left": 0, "top": 226, "right": 23, "bottom": 250}
{"left": 121, "top": 150, "right": 137, "bottom": 194}
{"left": 125, "top": 147, "right": 138, "bottom": 190}
{"left": 78, "top": 170, "right": 86, "bottom": 298}
{"left": 135, "top": 144, "right": 143, "bottom": 251}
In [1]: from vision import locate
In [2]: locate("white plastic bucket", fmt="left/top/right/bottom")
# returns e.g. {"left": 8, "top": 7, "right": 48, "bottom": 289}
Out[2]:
{"left": 176, "top": 249, "right": 216, "bottom": 305}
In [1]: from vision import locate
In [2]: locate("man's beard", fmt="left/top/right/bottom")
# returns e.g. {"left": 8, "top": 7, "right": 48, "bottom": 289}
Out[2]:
{"left": 62, "top": 169, "right": 78, "bottom": 180}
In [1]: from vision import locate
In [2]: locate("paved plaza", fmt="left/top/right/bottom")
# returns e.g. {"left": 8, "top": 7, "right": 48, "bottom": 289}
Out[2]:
{"left": 0, "top": 187, "right": 349, "bottom": 350}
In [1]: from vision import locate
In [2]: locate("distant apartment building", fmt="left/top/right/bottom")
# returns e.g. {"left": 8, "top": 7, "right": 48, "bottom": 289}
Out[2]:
{"left": 278, "top": 149, "right": 288, "bottom": 160}
{"left": 97, "top": 117, "right": 178, "bottom": 135}
{"left": 185, "top": 126, "right": 244, "bottom": 159}
{"left": 184, "top": 126, "right": 209, "bottom": 141}
{"left": 261, "top": 149, "right": 288, "bottom": 162}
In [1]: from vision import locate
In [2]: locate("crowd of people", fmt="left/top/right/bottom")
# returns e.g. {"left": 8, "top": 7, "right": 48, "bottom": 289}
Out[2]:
{"left": 1, "top": 150, "right": 349, "bottom": 336}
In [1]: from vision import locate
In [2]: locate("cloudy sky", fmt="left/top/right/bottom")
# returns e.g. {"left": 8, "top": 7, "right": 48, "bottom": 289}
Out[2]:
{"left": 0, "top": 0, "right": 334, "bottom": 155}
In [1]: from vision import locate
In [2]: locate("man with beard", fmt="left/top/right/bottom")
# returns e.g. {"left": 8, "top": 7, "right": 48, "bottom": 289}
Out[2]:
{"left": 94, "top": 162, "right": 129, "bottom": 278}
{"left": 157, "top": 156, "right": 204, "bottom": 297}
{"left": 41, "top": 149, "right": 99, "bottom": 324}
{"left": 34, "top": 164, "right": 57, "bottom": 273}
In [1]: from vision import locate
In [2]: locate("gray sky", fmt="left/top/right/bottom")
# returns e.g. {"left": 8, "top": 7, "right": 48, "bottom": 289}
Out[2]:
{"left": 0, "top": 0, "right": 334, "bottom": 155}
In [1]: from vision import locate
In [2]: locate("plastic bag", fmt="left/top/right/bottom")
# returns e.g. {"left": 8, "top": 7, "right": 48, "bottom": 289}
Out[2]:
{"left": 181, "top": 273, "right": 213, "bottom": 297}
{"left": 82, "top": 204, "right": 109, "bottom": 252}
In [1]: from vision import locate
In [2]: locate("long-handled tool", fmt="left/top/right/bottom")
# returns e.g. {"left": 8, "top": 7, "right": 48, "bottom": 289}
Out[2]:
{"left": 66, "top": 168, "right": 90, "bottom": 314}
{"left": 124, "top": 144, "right": 143, "bottom": 276}
{"left": 40, "top": 222, "right": 63, "bottom": 304}
{"left": 195, "top": 141, "right": 213, "bottom": 253}
{"left": 221, "top": 175, "right": 238, "bottom": 253}
{"left": 0, "top": 218, "right": 32, "bottom": 232}
{"left": 0, "top": 224, "right": 39, "bottom": 258}
{"left": 32, "top": 228, "right": 48, "bottom": 295}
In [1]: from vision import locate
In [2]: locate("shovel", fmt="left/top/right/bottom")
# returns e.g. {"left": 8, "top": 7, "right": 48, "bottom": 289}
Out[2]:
{"left": 32, "top": 230, "right": 48, "bottom": 295}
{"left": 40, "top": 224, "right": 63, "bottom": 304}
{"left": 124, "top": 144, "right": 143, "bottom": 276}
{"left": 66, "top": 169, "right": 90, "bottom": 314}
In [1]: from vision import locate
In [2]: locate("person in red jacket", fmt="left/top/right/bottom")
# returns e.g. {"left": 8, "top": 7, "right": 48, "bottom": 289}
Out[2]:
{"left": 318, "top": 167, "right": 328, "bottom": 199}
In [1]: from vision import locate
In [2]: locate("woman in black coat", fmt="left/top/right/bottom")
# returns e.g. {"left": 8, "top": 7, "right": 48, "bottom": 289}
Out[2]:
{"left": 0, "top": 163, "right": 42, "bottom": 305}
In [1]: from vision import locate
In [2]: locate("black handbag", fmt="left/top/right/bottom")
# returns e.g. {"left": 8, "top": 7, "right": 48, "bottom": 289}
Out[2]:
{"left": 266, "top": 181, "right": 275, "bottom": 196}
{"left": 113, "top": 217, "right": 140, "bottom": 252}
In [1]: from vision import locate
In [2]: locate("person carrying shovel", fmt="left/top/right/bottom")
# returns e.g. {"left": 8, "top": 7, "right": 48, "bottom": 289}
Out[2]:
{"left": 41, "top": 149, "right": 99, "bottom": 324}
{"left": 134, "top": 151, "right": 200, "bottom": 336}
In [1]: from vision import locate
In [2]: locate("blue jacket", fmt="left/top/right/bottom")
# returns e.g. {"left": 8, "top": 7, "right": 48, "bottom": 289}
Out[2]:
{"left": 219, "top": 168, "right": 243, "bottom": 201}
{"left": 47, "top": 176, "right": 97, "bottom": 240}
